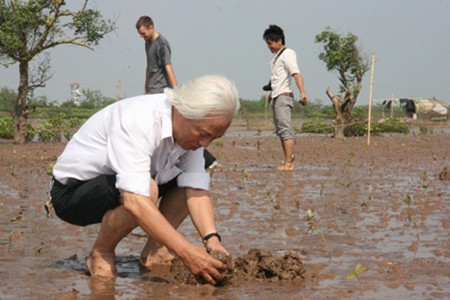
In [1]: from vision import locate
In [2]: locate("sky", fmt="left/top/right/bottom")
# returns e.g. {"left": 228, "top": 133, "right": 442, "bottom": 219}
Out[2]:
{"left": 1, "top": 0, "right": 449, "bottom": 105}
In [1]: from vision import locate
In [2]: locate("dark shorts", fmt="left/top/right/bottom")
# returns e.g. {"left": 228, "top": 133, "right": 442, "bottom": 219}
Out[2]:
{"left": 50, "top": 175, "right": 181, "bottom": 227}
{"left": 51, "top": 175, "right": 121, "bottom": 226}
{"left": 50, "top": 150, "right": 216, "bottom": 227}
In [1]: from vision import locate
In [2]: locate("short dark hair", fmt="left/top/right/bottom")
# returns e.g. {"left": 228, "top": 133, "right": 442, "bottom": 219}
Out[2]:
{"left": 136, "top": 16, "right": 154, "bottom": 29}
{"left": 263, "top": 24, "right": 285, "bottom": 45}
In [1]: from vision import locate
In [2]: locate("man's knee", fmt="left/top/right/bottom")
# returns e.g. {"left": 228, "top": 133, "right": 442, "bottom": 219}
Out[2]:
{"left": 277, "top": 127, "right": 294, "bottom": 140}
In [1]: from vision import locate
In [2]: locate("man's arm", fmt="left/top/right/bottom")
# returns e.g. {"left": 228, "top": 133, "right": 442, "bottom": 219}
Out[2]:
{"left": 165, "top": 64, "right": 178, "bottom": 88}
{"left": 293, "top": 73, "right": 308, "bottom": 105}
{"left": 144, "top": 66, "right": 149, "bottom": 94}
{"left": 185, "top": 188, "right": 230, "bottom": 254}
{"left": 121, "top": 191, "right": 225, "bottom": 285}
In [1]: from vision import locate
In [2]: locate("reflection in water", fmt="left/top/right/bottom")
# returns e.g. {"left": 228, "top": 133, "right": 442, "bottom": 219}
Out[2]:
{"left": 86, "top": 276, "right": 116, "bottom": 298}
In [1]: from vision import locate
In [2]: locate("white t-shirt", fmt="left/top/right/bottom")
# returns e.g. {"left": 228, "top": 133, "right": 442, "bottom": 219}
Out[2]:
{"left": 269, "top": 47, "right": 301, "bottom": 99}
{"left": 53, "top": 94, "right": 209, "bottom": 197}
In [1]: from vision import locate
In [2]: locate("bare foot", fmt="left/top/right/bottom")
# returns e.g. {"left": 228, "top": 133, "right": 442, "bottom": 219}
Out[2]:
{"left": 140, "top": 246, "right": 175, "bottom": 269}
{"left": 276, "top": 163, "right": 294, "bottom": 171}
{"left": 86, "top": 250, "right": 117, "bottom": 277}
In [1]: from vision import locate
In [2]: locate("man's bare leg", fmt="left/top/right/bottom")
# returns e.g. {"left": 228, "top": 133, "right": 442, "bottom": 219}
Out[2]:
{"left": 87, "top": 205, "right": 138, "bottom": 277}
{"left": 140, "top": 186, "right": 188, "bottom": 268}
{"left": 277, "top": 138, "right": 295, "bottom": 171}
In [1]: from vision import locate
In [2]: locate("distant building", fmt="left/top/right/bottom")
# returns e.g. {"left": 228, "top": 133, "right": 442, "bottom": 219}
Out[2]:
{"left": 377, "top": 98, "right": 448, "bottom": 121}
{"left": 70, "top": 82, "right": 82, "bottom": 106}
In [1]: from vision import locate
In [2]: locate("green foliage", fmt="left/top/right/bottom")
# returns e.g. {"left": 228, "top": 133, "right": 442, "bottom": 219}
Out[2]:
{"left": 240, "top": 96, "right": 267, "bottom": 112}
{"left": 2, "top": 113, "right": 85, "bottom": 142}
{"left": 0, "top": 86, "right": 16, "bottom": 111}
{"left": 293, "top": 98, "right": 335, "bottom": 119}
{"left": 0, "top": 0, "right": 115, "bottom": 143}
{"left": 403, "top": 194, "right": 412, "bottom": 206}
{"left": 347, "top": 263, "right": 367, "bottom": 280}
{"left": 238, "top": 97, "right": 268, "bottom": 119}
{"left": 78, "top": 89, "right": 115, "bottom": 109}
{"left": 315, "top": 27, "right": 369, "bottom": 96}
{"left": 29, "top": 106, "right": 99, "bottom": 119}
{"left": 419, "top": 126, "right": 434, "bottom": 135}
{"left": 345, "top": 118, "right": 409, "bottom": 136}
{"left": 28, "top": 95, "right": 55, "bottom": 108}
{"left": 371, "top": 118, "right": 409, "bottom": 134}
{"left": 300, "top": 118, "right": 334, "bottom": 134}
{"left": 0, "top": 116, "right": 14, "bottom": 139}
{"left": 0, "top": 0, "right": 116, "bottom": 64}
{"left": 29, "top": 113, "right": 84, "bottom": 142}
{"left": 67, "top": 9, "right": 115, "bottom": 46}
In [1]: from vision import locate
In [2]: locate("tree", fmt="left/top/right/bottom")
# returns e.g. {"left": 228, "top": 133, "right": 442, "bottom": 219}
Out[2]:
{"left": 79, "top": 88, "right": 115, "bottom": 109}
{"left": 0, "top": 0, "right": 115, "bottom": 144}
{"left": 315, "top": 27, "right": 369, "bottom": 138}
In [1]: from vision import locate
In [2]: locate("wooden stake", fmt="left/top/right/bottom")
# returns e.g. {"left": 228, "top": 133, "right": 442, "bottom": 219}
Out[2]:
{"left": 367, "top": 53, "right": 375, "bottom": 146}
{"left": 116, "top": 80, "right": 121, "bottom": 101}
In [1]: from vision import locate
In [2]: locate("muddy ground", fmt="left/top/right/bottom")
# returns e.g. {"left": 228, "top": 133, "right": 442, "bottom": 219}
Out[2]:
{"left": 1, "top": 125, "right": 449, "bottom": 299}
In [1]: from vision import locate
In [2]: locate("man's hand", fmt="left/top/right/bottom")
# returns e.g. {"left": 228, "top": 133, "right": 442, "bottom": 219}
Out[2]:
{"left": 180, "top": 244, "right": 226, "bottom": 285}
{"left": 299, "top": 92, "right": 309, "bottom": 106}
{"left": 204, "top": 236, "right": 234, "bottom": 269}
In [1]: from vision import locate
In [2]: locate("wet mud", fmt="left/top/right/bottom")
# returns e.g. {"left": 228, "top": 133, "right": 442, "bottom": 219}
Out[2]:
{"left": 148, "top": 248, "right": 305, "bottom": 286}
{"left": 1, "top": 128, "right": 449, "bottom": 299}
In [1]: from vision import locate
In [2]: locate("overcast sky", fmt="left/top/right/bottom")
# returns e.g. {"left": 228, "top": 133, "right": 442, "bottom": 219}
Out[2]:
{"left": 1, "top": 0, "right": 449, "bottom": 105}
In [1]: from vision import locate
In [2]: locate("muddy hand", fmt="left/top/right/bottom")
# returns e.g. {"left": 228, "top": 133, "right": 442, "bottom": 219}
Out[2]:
{"left": 182, "top": 244, "right": 226, "bottom": 285}
{"left": 204, "top": 238, "right": 234, "bottom": 269}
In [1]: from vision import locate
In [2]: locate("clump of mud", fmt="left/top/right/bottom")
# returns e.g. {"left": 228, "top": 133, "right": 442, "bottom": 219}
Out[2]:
{"left": 233, "top": 248, "right": 305, "bottom": 282}
{"left": 167, "top": 248, "right": 234, "bottom": 285}
{"left": 439, "top": 166, "right": 449, "bottom": 180}
{"left": 150, "top": 248, "right": 305, "bottom": 286}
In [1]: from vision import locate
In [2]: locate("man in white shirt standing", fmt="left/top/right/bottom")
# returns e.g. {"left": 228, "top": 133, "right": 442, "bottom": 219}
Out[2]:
{"left": 263, "top": 24, "right": 308, "bottom": 171}
{"left": 50, "top": 75, "right": 240, "bottom": 286}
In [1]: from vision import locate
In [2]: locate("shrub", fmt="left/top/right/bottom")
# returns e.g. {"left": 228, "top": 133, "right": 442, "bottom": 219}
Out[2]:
{"left": 346, "top": 118, "right": 410, "bottom": 136}
{"left": 300, "top": 118, "right": 334, "bottom": 134}
{"left": 29, "top": 114, "right": 84, "bottom": 142}
{"left": 0, "top": 116, "right": 14, "bottom": 139}
{"left": 371, "top": 118, "right": 409, "bottom": 134}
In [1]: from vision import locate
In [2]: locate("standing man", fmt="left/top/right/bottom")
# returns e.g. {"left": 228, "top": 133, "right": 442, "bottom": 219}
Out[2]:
{"left": 263, "top": 24, "right": 308, "bottom": 171}
{"left": 50, "top": 75, "right": 240, "bottom": 285}
{"left": 136, "top": 15, "right": 218, "bottom": 173}
{"left": 136, "top": 16, "right": 177, "bottom": 94}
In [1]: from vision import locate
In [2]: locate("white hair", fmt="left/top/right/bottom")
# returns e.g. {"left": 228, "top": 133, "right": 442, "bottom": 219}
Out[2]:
{"left": 164, "top": 75, "right": 240, "bottom": 121}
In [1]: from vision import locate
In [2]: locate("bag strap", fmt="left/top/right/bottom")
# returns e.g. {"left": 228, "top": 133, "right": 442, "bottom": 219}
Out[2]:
{"left": 272, "top": 47, "right": 287, "bottom": 66}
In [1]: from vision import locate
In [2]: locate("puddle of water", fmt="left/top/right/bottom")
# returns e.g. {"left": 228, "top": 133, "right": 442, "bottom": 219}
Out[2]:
{"left": 0, "top": 182, "right": 20, "bottom": 198}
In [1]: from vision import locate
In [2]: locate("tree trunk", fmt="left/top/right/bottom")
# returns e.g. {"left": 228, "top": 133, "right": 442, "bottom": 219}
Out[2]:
{"left": 326, "top": 86, "right": 345, "bottom": 138}
{"left": 14, "top": 61, "right": 30, "bottom": 145}
{"left": 334, "top": 109, "right": 345, "bottom": 138}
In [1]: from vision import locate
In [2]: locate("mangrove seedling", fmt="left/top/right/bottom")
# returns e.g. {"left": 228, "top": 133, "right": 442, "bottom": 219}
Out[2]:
{"left": 403, "top": 194, "right": 420, "bottom": 241}
{"left": 347, "top": 263, "right": 367, "bottom": 297}
{"left": 422, "top": 170, "right": 428, "bottom": 189}
{"left": 305, "top": 209, "right": 331, "bottom": 262}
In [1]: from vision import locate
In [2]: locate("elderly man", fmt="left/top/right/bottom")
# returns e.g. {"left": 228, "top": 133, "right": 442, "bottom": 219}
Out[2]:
{"left": 50, "top": 75, "right": 240, "bottom": 285}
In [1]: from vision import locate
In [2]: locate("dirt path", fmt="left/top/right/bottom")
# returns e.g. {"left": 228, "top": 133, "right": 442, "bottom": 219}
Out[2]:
{"left": 0, "top": 131, "right": 449, "bottom": 299}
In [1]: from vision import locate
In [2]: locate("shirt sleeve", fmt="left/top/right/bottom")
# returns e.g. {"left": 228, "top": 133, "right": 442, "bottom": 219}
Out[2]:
{"left": 162, "top": 43, "right": 172, "bottom": 66}
{"left": 284, "top": 49, "right": 300, "bottom": 76}
{"left": 177, "top": 148, "right": 210, "bottom": 190}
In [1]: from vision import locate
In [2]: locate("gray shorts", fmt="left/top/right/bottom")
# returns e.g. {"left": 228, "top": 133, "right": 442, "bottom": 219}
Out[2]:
{"left": 271, "top": 94, "right": 295, "bottom": 140}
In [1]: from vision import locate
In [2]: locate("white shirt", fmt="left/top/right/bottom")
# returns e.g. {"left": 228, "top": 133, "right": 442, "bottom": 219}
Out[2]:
{"left": 53, "top": 94, "right": 209, "bottom": 197}
{"left": 270, "top": 47, "right": 300, "bottom": 99}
